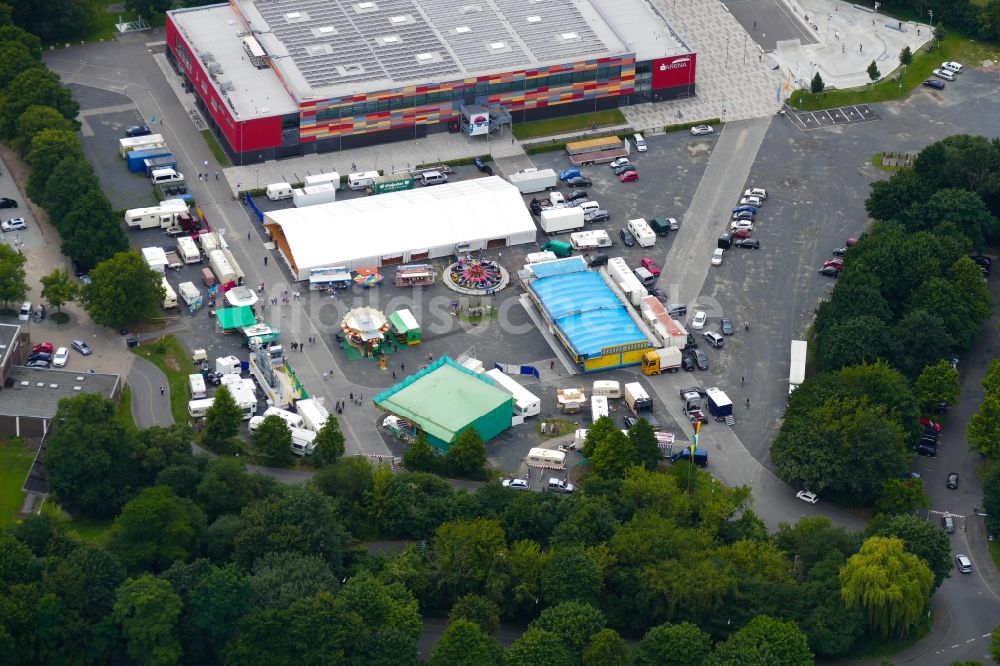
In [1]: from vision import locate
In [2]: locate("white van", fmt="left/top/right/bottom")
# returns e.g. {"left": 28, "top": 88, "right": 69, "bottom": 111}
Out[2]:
{"left": 266, "top": 182, "right": 293, "bottom": 200}
{"left": 634, "top": 133, "right": 647, "bottom": 152}
{"left": 574, "top": 428, "right": 589, "bottom": 448}
{"left": 188, "top": 397, "right": 215, "bottom": 418}
{"left": 592, "top": 380, "right": 622, "bottom": 399}
{"left": 420, "top": 170, "right": 448, "bottom": 186}
{"left": 591, "top": 395, "right": 609, "bottom": 423}
{"left": 347, "top": 171, "right": 380, "bottom": 190}
{"left": 526, "top": 447, "right": 566, "bottom": 469}
{"left": 188, "top": 373, "right": 206, "bottom": 399}
{"left": 150, "top": 168, "right": 184, "bottom": 185}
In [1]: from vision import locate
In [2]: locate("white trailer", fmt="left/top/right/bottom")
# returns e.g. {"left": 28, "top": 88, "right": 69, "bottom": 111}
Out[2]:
{"left": 627, "top": 218, "right": 657, "bottom": 248}
{"left": 485, "top": 369, "right": 540, "bottom": 418}
{"left": 296, "top": 398, "right": 329, "bottom": 432}
{"left": 570, "top": 229, "right": 612, "bottom": 250}
{"left": 266, "top": 183, "right": 293, "bottom": 200}
{"left": 124, "top": 199, "right": 188, "bottom": 230}
{"left": 142, "top": 246, "right": 168, "bottom": 273}
{"left": 178, "top": 281, "right": 201, "bottom": 306}
{"left": 160, "top": 277, "right": 177, "bottom": 309}
{"left": 509, "top": 168, "right": 558, "bottom": 194}
{"left": 790, "top": 340, "right": 807, "bottom": 394}
{"left": 175, "top": 236, "right": 201, "bottom": 264}
{"left": 606, "top": 257, "right": 647, "bottom": 306}
{"left": 119, "top": 134, "right": 165, "bottom": 158}
{"left": 290, "top": 428, "right": 318, "bottom": 456}
{"left": 220, "top": 374, "right": 257, "bottom": 420}
{"left": 591, "top": 395, "right": 609, "bottom": 423}
{"left": 539, "top": 207, "right": 585, "bottom": 234}
{"left": 303, "top": 171, "right": 340, "bottom": 188}
{"left": 347, "top": 171, "right": 381, "bottom": 190}
{"left": 292, "top": 183, "right": 338, "bottom": 207}
{"left": 207, "top": 249, "right": 237, "bottom": 285}
{"left": 188, "top": 373, "right": 206, "bottom": 399}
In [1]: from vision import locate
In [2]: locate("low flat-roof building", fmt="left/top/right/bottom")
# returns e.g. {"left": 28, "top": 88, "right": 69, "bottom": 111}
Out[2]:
{"left": 265, "top": 176, "right": 536, "bottom": 279}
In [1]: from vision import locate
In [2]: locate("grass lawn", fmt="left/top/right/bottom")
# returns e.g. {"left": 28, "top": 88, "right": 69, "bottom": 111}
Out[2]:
{"left": 130, "top": 334, "right": 192, "bottom": 426}
{"left": 202, "top": 130, "right": 232, "bottom": 168}
{"left": 0, "top": 439, "right": 35, "bottom": 528}
{"left": 513, "top": 109, "right": 627, "bottom": 140}
{"left": 117, "top": 384, "right": 137, "bottom": 433}
{"left": 69, "top": 517, "right": 113, "bottom": 544}
{"left": 789, "top": 35, "right": 1000, "bottom": 111}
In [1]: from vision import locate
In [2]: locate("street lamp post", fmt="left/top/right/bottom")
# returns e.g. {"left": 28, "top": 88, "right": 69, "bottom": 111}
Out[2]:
{"left": 928, "top": 9, "right": 933, "bottom": 31}
{"left": 725, "top": 36, "right": 730, "bottom": 68}
{"left": 743, "top": 34, "right": 747, "bottom": 65}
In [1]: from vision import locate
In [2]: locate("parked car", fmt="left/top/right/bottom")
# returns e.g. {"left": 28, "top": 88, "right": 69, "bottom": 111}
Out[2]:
{"left": 52, "top": 347, "right": 69, "bottom": 368}
{"left": 818, "top": 265, "right": 840, "bottom": 278}
{"left": 31, "top": 342, "right": 53, "bottom": 355}
{"left": 71, "top": 339, "right": 93, "bottom": 355}
{"left": 947, "top": 472, "right": 959, "bottom": 489}
{"left": 733, "top": 204, "right": 758, "bottom": 214}
{"left": 823, "top": 258, "right": 844, "bottom": 270}
{"left": 640, "top": 257, "right": 661, "bottom": 277}
{"left": 711, "top": 248, "right": 724, "bottom": 265}
{"left": 734, "top": 238, "right": 760, "bottom": 249}
{"left": 18, "top": 301, "right": 31, "bottom": 322}
{"left": 730, "top": 220, "right": 753, "bottom": 232}
{"left": 559, "top": 168, "right": 581, "bottom": 181}
{"left": 832, "top": 246, "right": 848, "bottom": 256}
{"left": 565, "top": 176, "right": 592, "bottom": 187}
{"left": 584, "top": 209, "right": 609, "bottom": 223}
{"left": 955, "top": 554, "right": 972, "bottom": 573}
{"left": 609, "top": 157, "right": 631, "bottom": 168}
{"left": 26, "top": 352, "right": 51, "bottom": 364}
{"left": 125, "top": 124, "right": 151, "bottom": 137}
{"left": 731, "top": 227, "right": 752, "bottom": 239}
{"left": 691, "top": 311, "right": 707, "bottom": 330}
{"left": 679, "top": 386, "right": 708, "bottom": 399}
{"left": 743, "top": 187, "right": 767, "bottom": 200}
{"left": 922, "top": 79, "right": 946, "bottom": 90}
{"left": 566, "top": 189, "right": 590, "bottom": 202}
{"left": 614, "top": 163, "right": 637, "bottom": 175}
{"left": 681, "top": 352, "right": 695, "bottom": 371}
{"left": 619, "top": 228, "right": 636, "bottom": 247}
{"left": 941, "top": 61, "right": 963, "bottom": 74}
{"left": 703, "top": 331, "right": 723, "bottom": 349}
{"left": 694, "top": 349, "right": 709, "bottom": 370}
{"left": 739, "top": 196, "right": 763, "bottom": 207}
{"left": 586, "top": 253, "right": 609, "bottom": 267}
{"left": 567, "top": 198, "right": 594, "bottom": 208}
{"left": 720, "top": 318, "right": 734, "bottom": 335}
{"left": 650, "top": 287, "right": 669, "bottom": 302}
{"left": 502, "top": 478, "right": 530, "bottom": 491}
{"left": 25, "top": 359, "right": 50, "bottom": 369}
{"left": 1, "top": 217, "right": 26, "bottom": 232}
{"left": 0, "top": 198, "right": 16, "bottom": 209}
{"left": 915, "top": 442, "right": 937, "bottom": 457}
{"left": 619, "top": 171, "right": 639, "bottom": 183}
{"left": 796, "top": 490, "right": 819, "bottom": 504}
{"left": 690, "top": 124, "right": 714, "bottom": 135}
{"left": 732, "top": 210, "right": 755, "bottom": 221}
{"left": 667, "top": 303, "right": 687, "bottom": 318}
{"left": 473, "top": 157, "right": 493, "bottom": 175}
{"left": 684, "top": 333, "right": 697, "bottom": 349}
{"left": 932, "top": 68, "right": 955, "bottom": 81}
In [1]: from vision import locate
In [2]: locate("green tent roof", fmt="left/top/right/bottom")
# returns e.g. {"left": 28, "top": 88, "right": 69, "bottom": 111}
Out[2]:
{"left": 217, "top": 305, "right": 256, "bottom": 331}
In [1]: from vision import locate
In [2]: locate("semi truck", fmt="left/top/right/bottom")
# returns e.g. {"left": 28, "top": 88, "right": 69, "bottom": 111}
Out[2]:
{"left": 641, "top": 347, "right": 682, "bottom": 375}
{"left": 175, "top": 236, "right": 201, "bottom": 264}
{"left": 508, "top": 168, "right": 558, "bottom": 194}
{"left": 705, "top": 387, "right": 733, "bottom": 419}
{"left": 623, "top": 382, "right": 653, "bottom": 415}
{"left": 124, "top": 199, "right": 188, "bottom": 230}
{"left": 370, "top": 172, "right": 414, "bottom": 194}
{"left": 143, "top": 154, "right": 177, "bottom": 177}
{"left": 126, "top": 147, "right": 171, "bottom": 173}
{"left": 292, "top": 183, "right": 337, "bottom": 207}
{"left": 539, "top": 207, "right": 585, "bottom": 234}
{"left": 570, "top": 229, "right": 612, "bottom": 250}
{"left": 789, "top": 340, "right": 807, "bottom": 394}
{"left": 164, "top": 211, "right": 204, "bottom": 236}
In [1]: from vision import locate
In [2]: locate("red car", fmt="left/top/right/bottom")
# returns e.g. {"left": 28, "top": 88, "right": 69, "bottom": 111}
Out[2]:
{"left": 640, "top": 257, "right": 661, "bottom": 277}
{"left": 823, "top": 258, "right": 844, "bottom": 270}
{"left": 31, "top": 341, "right": 53, "bottom": 355}
{"left": 619, "top": 170, "right": 639, "bottom": 183}
{"left": 919, "top": 417, "right": 942, "bottom": 431}
{"left": 731, "top": 228, "right": 752, "bottom": 239}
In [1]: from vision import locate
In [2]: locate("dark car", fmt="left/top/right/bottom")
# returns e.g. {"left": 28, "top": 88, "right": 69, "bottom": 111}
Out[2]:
{"left": 566, "top": 189, "right": 590, "bottom": 202}
{"left": 584, "top": 209, "right": 609, "bottom": 223}
{"left": 26, "top": 352, "right": 52, "bottom": 364}
{"left": 125, "top": 124, "right": 152, "bottom": 137}
{"left": 650, "top": 287, "right": 669, "bottom": 302}
{"left": 679, "top": 386, "right": 708, "bottom": 399}
{"left": 681, "top": 353, "right": 695, "bottom": 372}
{"left": 971, "top": 255, "right": 991, "bottom": 276}
{"left": 720, "top": 318, "right": 734, "bottom": 335}
{"left": 684, "top": 333, "right": 697, "bottom": 349}
{"left": 529, "top": 198, "right": 548, "bottom": 216}
{"left": 922, "top": 79, "right": 945, "bottom": 90}
{"left": 614, "top": 164, "right": 638, "bottom": 176}
{"left": 946, "top": 472, "right": 959, "bottom": 489}
{"left": 71, "top": 339, "right": 93, "bottom": 355}
{"left": 473, "top": 157, "right": 493, "bottom": 175}
{"left": 586, "top": 253, "right": 609, "bottom": 267}
{"left": 566, "top": 176, "right": 593, "bottom": 187}
{"left": 694, "top": 349, "right": 709, "bottom": 371}
{"left": 734, "top": 238, "right": 760, "bottom": 249}
{"left": 732, "top": 210, "right": 755, "bottom": 221}
{"left": 0, "top": 198, "right": 16, "bottom": 209}
{"left": 732, "top": 205, "right": 758, "bottom": 214}
{"left": 818, "top": 265, "right": 840, "bottom": 278}
{"left": 24, "top": 359, "right": 50, "bottom": 369}
{"left": 915, "top": 442, "right": 937, "bottom": 457}
{"left": 619, "top": 228, "right": 636, "bottom": 247}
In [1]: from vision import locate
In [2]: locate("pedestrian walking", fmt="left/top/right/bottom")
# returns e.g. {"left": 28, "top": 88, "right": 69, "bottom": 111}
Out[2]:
{"left": 550, "top": 360, "right": 555, "bottom": 370}
{"left": 203, "top": 159, "right": 209, "bottom": 169}
{"left": 392, "top": 371, "right": 396, "bottom": 379}
{"left": 350, "top": 392, "right": 354, "bottom": 401}
{"left": 160, "top": 386, "right": 165, "bottom": 395}
{"left": 860, "top": 43, "right": 863, "bottom": 52}
{"left": 264, "top": 255, "right": 268, "bottom": 266}
{"left": 248, "top": 231, "right": 251, "bottom": 241}
{"left": 753, "top": 20, "right": 756, "bottom": 29}
{"left": 400, "top": 362, "right": 405, "bottom": 372}
{"left": 214, "top": 171, "right": 219, "bottom": 180}
{"left": 299, "top": 342, "right": 303, "bottom": 351}
{"left": 746, "top": 398, "right": 751, "bottom": 408}
{"left": 291, "top": 342, "right": 296, "bottom": 351}
{"left": 741, "top": 376, "right": 745, "bottom": 387}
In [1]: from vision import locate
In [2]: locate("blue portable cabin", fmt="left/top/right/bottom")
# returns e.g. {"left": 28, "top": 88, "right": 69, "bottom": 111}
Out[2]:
{"left": 127, "top": 147, "right": 172, "bottom": 172}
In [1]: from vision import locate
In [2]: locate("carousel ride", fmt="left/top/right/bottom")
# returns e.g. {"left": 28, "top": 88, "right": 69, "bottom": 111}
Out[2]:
{"left": 445, "top": 254, "right": 508, "bottom": 294}
{"left": 340, "top": 307, "right": 390, "bottom": 357}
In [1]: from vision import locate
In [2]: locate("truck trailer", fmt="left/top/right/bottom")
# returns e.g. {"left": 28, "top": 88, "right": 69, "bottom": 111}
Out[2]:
{"left": 789, "top": 340, "right": 807, "bottom": 394}
{"left": 705, "top": 387, "right": 733, "bottom": 418}
{"left": 119, "top": 134, "right": 165, "bottom": 158}
{"left": 624, "top": 382, "right": 653, "bottom": 415}
{"left": 370, "top": 173, "right": 414, "bottom": 194}
{"left": 174, "top": 236, "right": 201, "bottom": 264}
{"left": 539, "top": 207, "right": 585, "bottom": 234}
{"left": 509, "top": 168, "right": 558, "bottom": 194}
{"left": 641, "top": 347, "right": 682, "bottom": 375}
{"left": 208, "top": 249, "right": 237, "bottom": 286}
{"left": 639, "top": 297, "right": 688, "bottom": 348}
{"left": 292, "top": 183, "right": 337, "bottom": 207}
{"left": 570, "top": 229, "right": 612, "bottom": 250}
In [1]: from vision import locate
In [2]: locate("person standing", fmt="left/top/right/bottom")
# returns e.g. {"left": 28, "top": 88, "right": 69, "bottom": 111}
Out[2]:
{"left": 160, "top": 386, "right": 165, "bottom": 395}
{"left": 264, "top": 255, "right": 268, "bottom": 266}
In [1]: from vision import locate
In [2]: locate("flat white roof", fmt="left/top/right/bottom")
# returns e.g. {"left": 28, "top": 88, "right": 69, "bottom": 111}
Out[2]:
{"left": 592, "top": 0, "right": 688, "bottom": 59}
{"left": 265, "top": 176, "right": 535, "bottom": 274}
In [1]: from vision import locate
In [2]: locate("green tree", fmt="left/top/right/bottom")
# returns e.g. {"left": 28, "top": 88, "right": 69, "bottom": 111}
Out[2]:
{"left": 967, "top": 395, "right": 1000, "bottom": 458}
{"left": 42, "top": 157, "right": 101, "bottom": 224}
{"left": 311, "top": 414, "right": 346, "bottom": 466}
{"left": 840, "top": 536, "right": 933, "bottom": 637}
{"left": 252, "top": 414, "right": 293, "bottom": 467}
{"left": 0, "top": 69, "right": 79, "bottom": 140}
{"left": 25, "top": 129, "right": 84, "bottom": 202}
{"left": 109, "top": 486, "right": 207, "bottom": 573}
{"left": 530, "top": 601, "right": 606, "bottom": 656}
{"left": 714, "top": 615, "right": 812, "bottom": 665}
{"left": 446, "top": 427, "right": 486, "bottom": 477}
{"left": 915, "top": 360, "right": 961, "bottom": 411}
{"left": 12, "top": 104, "right": 78, "bottom": 155}
{"left": 889, "top": 309, "right": 953, "bottom": 381}
{"left": 867, "top": 512, "right": 953, "bottom": 590}
{"left": 429, "top": 619, "right": 502, "bottom": 666}
{"left": 582, "top": 628, "right": 631, "bottom": 666}
{"left": 449, "top": 594, "right": 500, "bottom": 634}
{"left": 796, "top": 554, "right": 866, "bottom": 658}
{"left": 866, "top": 169, "right": 926, "bottom": 223}
{"left": 433, "top": 518, "right": 506, "bottom": 597}
{"left": 542, "top": 546, "right": 603, "bottom": 606}
{"left": 39, "top": 268, "right": 78, "bottom": 315}
{"left": 195, "top": 457, "right": 274, "bottom": 521}
{"left": 10, "top": 0, "right": 99, "bottom": 43}
{"left": 875, "top": 477, "right": 929, "bottom": 516}
{"left": 899, "top": 45, "right": 913, "bottom": 66}
{"left": 186, "top": 563, "right": 254, "bottom": 663}
{"left": 132, "top": 424, "right": 196, "bottom": 483}
{"left": 810, "top": 71, "right": 825, "bottom": 93}
{"left": 589, "top": 429, "right": 637, "bottom": 479}
{"left": 982, "top": 465, "right": 1000, "bottom": 537}
{"left": 867, "top": 60, "right": 881, "bottom": 83}
{"left": 44, "top": 393, "right": 137, "bottom": 517}
{"left": 59, "top": 192, "right": 129, "bottom": 270}
{"left": 912, "top": 188, "right": 1000, "bottom": 251}
{"left": 250, "top": 551, "right": 339, "bottom": 610}
{"left": 628, "top": 418, "right": 661, "bottom": 470}
{"left": 992, "top": 622, "right": 1000, "bottom": 663}
{"left": 124, "top": 0, "right": 173, "bottom": 20}
{"left": 0, "top": 244, "right": 27, "bottom": 310}
{"left": 202, "top": 385, "right": 243, "bottom": 453}
{"left": 815, "top": 315, "right": 893, "bottom": 372}
{"left": 331, "top": 572, "right": 421, "bottom": 662}
{"left": 82, "top": 250, "right": 164, "bottom": 330}
{"left": 633, "top": 621, "right": 710, "bottom": 666}
{"left": 551, "top": 497, "right": 619, "bottom": 547}
{"left": 0, "top": 532, "right": 41, "bottom": 592}
{"left": 0, "top": 25, "right": 43, "bottom": 60}
{"left": 582, "top": 415, "right": 618, "bottom": 459}
{"left": 0, "top": 43, "right": 40, "bottom": 92}
{"left": 504, "top": 628, "right": 573, "bottom": 666}
{"left": 774, "top": 516, "right": 859, "bottom": 572}
{"left": 113, "top": 574, "right": 183, "bottom": 666}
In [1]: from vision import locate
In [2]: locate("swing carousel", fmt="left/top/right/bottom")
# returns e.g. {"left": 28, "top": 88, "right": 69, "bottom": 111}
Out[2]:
{"left": 444, "top": 255, "right": 509, "bottom": 295}
{"left": 340, "top": 307, "right": 391, "bottom": 357}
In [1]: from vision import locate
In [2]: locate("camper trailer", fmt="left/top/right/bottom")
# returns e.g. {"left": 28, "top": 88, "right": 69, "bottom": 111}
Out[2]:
{"left": 347, "top": 171, "right": 381, "bottom": 191}
{"left": 188, "top": 374, "right": 206, "bottom": 399}
{"left": 265, "top": 183, "right": 293, "bottom": 201}
{"left": 296, "top": 398, "right": 329, "bottom": 432}
{"left": 526, "top": 448, "right": 566, "bottom": 469}
{"left": 485, "top": 369, "right": 540, "bottom": 418}
{"left": 160, "top": 277, "right": 178, "bottom": 309}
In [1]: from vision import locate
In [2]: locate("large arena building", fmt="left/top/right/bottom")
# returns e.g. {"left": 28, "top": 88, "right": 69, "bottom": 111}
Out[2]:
{"left": 166, "top": 0, "right": 697, "bottom": 162}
